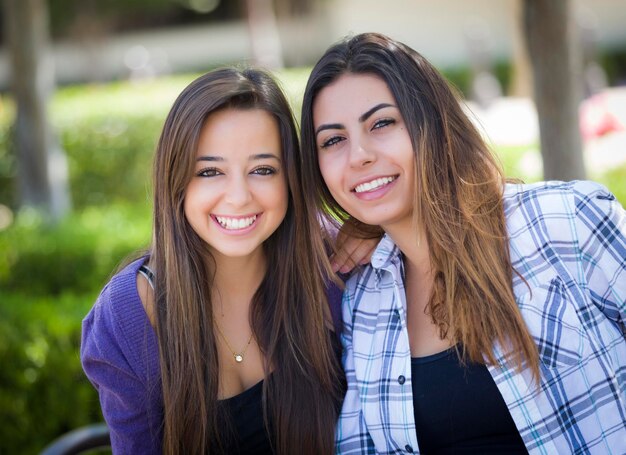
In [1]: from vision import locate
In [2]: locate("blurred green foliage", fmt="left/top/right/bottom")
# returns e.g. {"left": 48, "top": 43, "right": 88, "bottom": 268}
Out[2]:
{"left": 0, "top": 69, "right": 312, "bottom": 210}
{"left": 0, "top": 204, "right": 150, "bottom": 454}
{"left": 54, "top": 83, "right": 165, "bottom": 208}
{"left": 0, "top": 77, "right": 160, "bottom": 451}
{"left": 0, "top": 75, "right": 197, "bottom": 209}
{"left": 0, "top": 204, "right": 151, "bottom": 295}
{"left": 0, "top": 67, "right": 624, "bottom": 453}
{"left": 0, "top": 292, "right": 103, "bottom": 454}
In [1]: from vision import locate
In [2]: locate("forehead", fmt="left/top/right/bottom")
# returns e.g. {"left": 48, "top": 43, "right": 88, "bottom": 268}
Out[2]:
{"left": 313, "top": 73, "right": 395, "bottom": 121}
{"left": 197, "top": 108, "right": 280, "bottom": 156}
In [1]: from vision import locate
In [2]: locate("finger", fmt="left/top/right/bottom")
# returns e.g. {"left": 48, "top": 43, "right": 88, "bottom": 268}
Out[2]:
{"left": 331, "top": 238, "right": 363, "bottom": 272}
{"left": 346, "top": 239, "right": 377, "bottom": 269}
{"left": 330, "top": 249, "right": 358, "bottom": 273}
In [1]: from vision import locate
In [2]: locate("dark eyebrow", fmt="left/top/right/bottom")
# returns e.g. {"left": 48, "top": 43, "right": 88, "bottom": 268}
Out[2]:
{"left": 196, "top": 154, "right": 281, "bottom": 162}
{"left": 315, "top": 123, "right": 343, "bottom": 137}
{"left": 315, "top": 103, "right": 396, "bottom": 137}
{"left": 359, "top": 103, "right": 394, "bottom": 122}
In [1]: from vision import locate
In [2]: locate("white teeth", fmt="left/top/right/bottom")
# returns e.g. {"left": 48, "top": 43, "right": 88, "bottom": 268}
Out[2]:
{"left": 354, "top": 176, "right": 395, "bottom": 193}
{"left": 215, "top": 215, "right": 257, "bottom": 230}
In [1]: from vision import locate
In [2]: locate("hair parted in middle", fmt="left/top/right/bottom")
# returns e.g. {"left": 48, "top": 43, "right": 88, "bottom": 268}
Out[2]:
{"left": 300, "top": 33, "right": 539, "bottom": 380}
{"left": 152, "top": 67, "right": 344, "bottom": 454}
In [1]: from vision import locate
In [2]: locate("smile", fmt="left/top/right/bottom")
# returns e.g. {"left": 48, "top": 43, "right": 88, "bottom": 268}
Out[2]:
{"left": 214, "top": 214, "right": 258, "bottom": 230}
{"left": 353, "top": 176, "right": 398, "bottom": 193}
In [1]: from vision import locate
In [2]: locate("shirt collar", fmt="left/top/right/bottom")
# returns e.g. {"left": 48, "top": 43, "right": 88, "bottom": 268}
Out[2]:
{"left": 370, "top": 233, "right": 402, "bottom": 271}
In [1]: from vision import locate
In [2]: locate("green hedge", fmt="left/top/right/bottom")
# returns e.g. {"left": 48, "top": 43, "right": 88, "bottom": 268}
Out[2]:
{"left": 0, "top": 204, "right": 150, "bottom": 452}
{"left": 0, "top": 204, "right": 151, "bottom": 296}
{"left": 0, "top": 291, "right": 104, "bottom": 454}
{"left": 0, "top": 204, "right": 150, "bottom": 454}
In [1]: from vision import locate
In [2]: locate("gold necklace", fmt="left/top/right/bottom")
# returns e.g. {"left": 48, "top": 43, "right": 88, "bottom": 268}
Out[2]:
{"left": 214, "top": 322, "right": 253, "bottom": 363}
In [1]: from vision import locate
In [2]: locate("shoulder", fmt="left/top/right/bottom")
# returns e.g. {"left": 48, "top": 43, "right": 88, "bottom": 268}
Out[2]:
{"left": 505, "top": 181, "right": 625, "bottom": 293}
{"left": 81, "top": 257, "right": 157, "bottom": 380}
{"left": 504, "top": 180, "right": 575, "bottom": 215}
{"left": 504, "top": 180, "right": 616, "bottom": 215}
{"left": 89, "top": 257, "right": 149, "bottom": 329}
{"left": 503, "top": 180, "right": 621, "bottom": 238}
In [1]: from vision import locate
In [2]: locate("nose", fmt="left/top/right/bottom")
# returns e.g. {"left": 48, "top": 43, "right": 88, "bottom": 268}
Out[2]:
{"left": 348, "top": 140, "right": 376, "bottom": 168}
{"left": 224, "top": 174, "right": 252, "bottom": 207}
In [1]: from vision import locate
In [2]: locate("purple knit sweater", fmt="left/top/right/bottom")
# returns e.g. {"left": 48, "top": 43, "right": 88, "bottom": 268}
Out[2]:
{"left": 80, "top": 257, "right": 343, "bottom": 454}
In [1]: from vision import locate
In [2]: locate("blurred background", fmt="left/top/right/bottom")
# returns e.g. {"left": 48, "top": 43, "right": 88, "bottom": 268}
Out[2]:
{"left": 1, "top": 0, "right": 625, "bottom": 452}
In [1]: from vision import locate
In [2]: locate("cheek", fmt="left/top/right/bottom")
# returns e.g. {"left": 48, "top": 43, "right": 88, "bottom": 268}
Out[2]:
{"left": 318, "top": 155, "right": 340, "bottom": 193}
{"left": 261, "top": 178, "right": 289, "bottom": 214}
{"left": 183, "top": 181, "right": 213, "bottom": 221}
{"left": 182, "top": 184, "right": 196, "bottom": 220}
{"left": 182, "top": 191, "right": 201, "bottom": 232}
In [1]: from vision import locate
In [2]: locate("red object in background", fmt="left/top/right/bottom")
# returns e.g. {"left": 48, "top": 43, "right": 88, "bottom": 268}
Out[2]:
{"left": 580, "top": 88, "right": 626, "bottom": 141}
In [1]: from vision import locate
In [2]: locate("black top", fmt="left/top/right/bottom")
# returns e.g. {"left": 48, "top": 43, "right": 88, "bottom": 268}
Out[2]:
{"left": 411, "top": 346, "right": 528, "bottom": 454}
{"left": 140, "top": 264, "right": 274, "bottom": 454}
{"left": 215, "top": 329, "right": 344, "bottom": 454}
{"left": 216, "top": 380, "right": 274, "bottom": 454}
{"left": 139, "top": 264, "right": 343, "bottom": 454}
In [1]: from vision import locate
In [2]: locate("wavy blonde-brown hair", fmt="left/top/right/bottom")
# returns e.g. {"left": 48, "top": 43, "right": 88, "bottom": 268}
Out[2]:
{"left": 300, "top": 33, "right": 539, "bottom": 380}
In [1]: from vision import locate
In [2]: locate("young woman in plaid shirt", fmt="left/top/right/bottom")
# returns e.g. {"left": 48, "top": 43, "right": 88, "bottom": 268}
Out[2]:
{"left": 300, "top": 33, "right": 626, "bottom": 454}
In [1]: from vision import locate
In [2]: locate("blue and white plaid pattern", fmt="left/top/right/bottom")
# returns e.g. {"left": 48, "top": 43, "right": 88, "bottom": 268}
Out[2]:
{"left": 336, "top": 180, "right": 626, "bottom": 454}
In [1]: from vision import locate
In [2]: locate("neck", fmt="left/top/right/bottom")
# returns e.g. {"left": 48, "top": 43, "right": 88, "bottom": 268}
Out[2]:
{"left": 383, "top": 217, "right": 430, "bottom": 276}
{"left": 385, "top": 219, "right": 450, "bottom": 357}
{"left": 210, "top": 249, "right": 267, "bottom": 306}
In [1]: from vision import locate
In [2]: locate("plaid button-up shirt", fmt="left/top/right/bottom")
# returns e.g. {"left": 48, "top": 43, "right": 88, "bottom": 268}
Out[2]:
{"left": 336, "top": 180, "right": 626, "bottom": 454}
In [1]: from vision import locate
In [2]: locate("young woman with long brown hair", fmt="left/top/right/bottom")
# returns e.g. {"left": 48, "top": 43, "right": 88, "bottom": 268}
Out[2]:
{"left": 80, "top": 67, "right": 369, "bottom": 454}
{"left": 300, "top": 33, "right": 626, "bottom": 454}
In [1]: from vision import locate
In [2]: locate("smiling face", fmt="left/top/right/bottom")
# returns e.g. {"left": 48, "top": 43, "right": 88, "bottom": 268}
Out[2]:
{"left": 313, "top": 73, "right": 415, "bottom": 231}
{"left": 184, "top": 108, "right": 288, "bottom": 261}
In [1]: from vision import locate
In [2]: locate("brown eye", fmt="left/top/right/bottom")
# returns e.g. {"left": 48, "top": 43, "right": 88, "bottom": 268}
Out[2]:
{"left": 197, "top": 168, "right": 222, "bottom": 177}
{"left": 251, "top": 166, "right": 277, "bottom": 176}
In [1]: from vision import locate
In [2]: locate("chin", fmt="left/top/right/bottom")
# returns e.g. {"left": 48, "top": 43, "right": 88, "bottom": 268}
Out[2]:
{"left": 352, "top": 211, "right": 390, "bottom": 226}
{"left": 208, "top": 243, "right": 263, "bottom": 259}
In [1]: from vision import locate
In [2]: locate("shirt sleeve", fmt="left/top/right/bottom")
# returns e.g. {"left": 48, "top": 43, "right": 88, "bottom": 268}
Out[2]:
{"left": 335, "top": 285, "right": 377, "bottom": 454}
{"left": 80, "top": 284, "right": 162, "bottom": 454}
{"left": 573, "top": 181, "right": 626, "bottom": 333}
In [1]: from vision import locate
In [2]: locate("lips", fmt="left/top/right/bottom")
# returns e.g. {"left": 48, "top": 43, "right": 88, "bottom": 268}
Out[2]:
{"left": 352, "top": 175, "right": 398, "bottom": 193}
{"left": 214, "top": 214, "right": 258, "bottom": 230}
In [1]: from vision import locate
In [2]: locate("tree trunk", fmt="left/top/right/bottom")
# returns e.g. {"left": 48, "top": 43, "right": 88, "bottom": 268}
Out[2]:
{"left": 244, "top": 0, "right": 284, "bottom": 69}
{"left": 510, "top": 0, "right": 532, "bottom": 97}
{"left": 2, "top": 0, "right": 70, "bottom": 220}
{"left": 522, "top": 0, "right": 586, "bottom": 181}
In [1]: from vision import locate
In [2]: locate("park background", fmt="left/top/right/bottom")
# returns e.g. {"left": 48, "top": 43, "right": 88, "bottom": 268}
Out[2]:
{"left": 1, "top": 0, "right": 625, "bottom": 453}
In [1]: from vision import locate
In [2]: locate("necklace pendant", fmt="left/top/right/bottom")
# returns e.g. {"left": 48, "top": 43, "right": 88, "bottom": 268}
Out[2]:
{"left": 234, "top": 354, "right": 244, "bottom": 363}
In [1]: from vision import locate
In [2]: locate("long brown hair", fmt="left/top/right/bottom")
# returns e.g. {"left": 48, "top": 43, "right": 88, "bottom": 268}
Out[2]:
{"left": 152, "top": 67, "right": 344, "bottom": 453}
{"left": 300, "top": 33, "right": 539, "bottom": 379}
